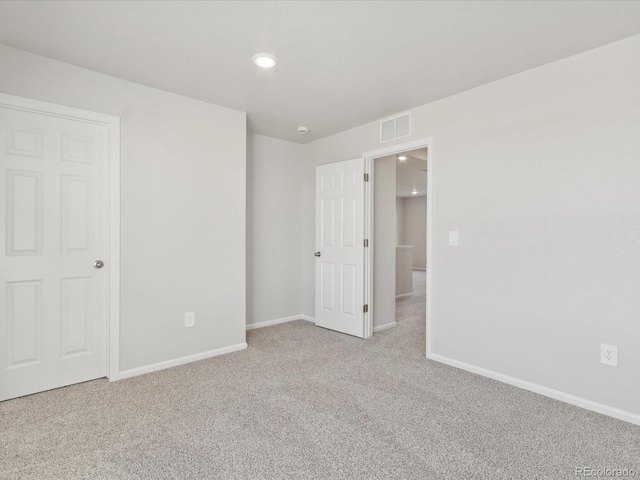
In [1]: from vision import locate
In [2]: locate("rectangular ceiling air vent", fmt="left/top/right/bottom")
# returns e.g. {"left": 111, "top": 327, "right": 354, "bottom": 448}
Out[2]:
{"left": 379, "top": 111, "right": 412, "bottom": 143}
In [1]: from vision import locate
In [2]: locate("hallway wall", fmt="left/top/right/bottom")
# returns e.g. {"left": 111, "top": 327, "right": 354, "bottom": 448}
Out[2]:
{"left": 402, "top": 196, "right": 427, "bottom": 269}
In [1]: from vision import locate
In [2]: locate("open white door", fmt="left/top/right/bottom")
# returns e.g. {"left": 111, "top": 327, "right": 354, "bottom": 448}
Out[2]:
{"left": 315, "top": 159, "right": 367, "bottom": 338}
{"left": 0, "top": 98, "right": 110, "bottom": 400}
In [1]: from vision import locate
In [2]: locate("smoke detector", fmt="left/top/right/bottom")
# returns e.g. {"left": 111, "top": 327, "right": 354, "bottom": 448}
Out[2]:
{"left": 297, "top": 126, "right": 309, "bottom": 134}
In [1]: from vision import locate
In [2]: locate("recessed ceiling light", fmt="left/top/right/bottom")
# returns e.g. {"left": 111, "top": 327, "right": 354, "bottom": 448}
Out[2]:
{"left": 297, "top": 126, "right": 309, "bottom": 134}
{"left": 397, "top": 155, "right": 407, "bottom": 161}
{"left": 252, "top": 53, "right": 278, "bottom": 69}
{"left": 412, "top": 190, "right": 418, "bottom": 195}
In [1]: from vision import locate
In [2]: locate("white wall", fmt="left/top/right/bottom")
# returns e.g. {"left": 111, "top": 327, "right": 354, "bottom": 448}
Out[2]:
{"left": 395, "top": 246, "right": 413, "bottom": 297}
{"left": 0, "top": 45, "right": 247, "bottom": 372}
{"left": 373, "top": 157, "right": 396, "bottom": 329}
{"left": 247, "top": 134, "right": 304, "bottom": 326}
{"left": 403, "top": 196, "right": 427, "bottom": 269}
{"left": 301, "top": 35, "right": 640, "bottom": 418}
{"left": 396, "top": 197, "right": 405, "bottom": 245}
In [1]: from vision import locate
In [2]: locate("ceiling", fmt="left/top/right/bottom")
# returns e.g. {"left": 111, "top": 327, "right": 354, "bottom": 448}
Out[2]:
{"left": 393, "top": 148, "right": 427, "bottom": 198}
{"left": 1, "top": 1, "right": 640, "bottom": 143}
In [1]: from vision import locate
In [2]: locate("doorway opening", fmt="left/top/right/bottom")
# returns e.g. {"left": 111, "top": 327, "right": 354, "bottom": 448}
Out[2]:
{"left": 364, "top": 138, "right": 433, "bottom": 356}
{"left": 394, "top": 148, "right": 428, "bottom": 341}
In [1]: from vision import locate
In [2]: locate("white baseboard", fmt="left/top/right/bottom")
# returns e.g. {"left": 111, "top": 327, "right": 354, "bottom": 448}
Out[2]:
{"left": 374, "top": 322, "right": 397, "bottom": 332}
{"left": 395, "top": 293, "right": 412, "bottom": 299}
{"left": 117, "top": 343, "right": 248, "bottom": 380}
{"left": 246, "top": 314, "right": 315, "bottom": 331}
{"left": 246, "top": 315, "right": 303, "bottom": 330}
{"left": 413, "top": 267, "right": 426, "bottom": 271}
{"left": 430, "top": 353, "right": 640, "bottom": 427}
{"left": 299, "top": 315, "right": 315, "bottom": 323}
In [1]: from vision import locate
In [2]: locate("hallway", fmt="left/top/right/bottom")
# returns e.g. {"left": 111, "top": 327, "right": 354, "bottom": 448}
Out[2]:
{"left": 394, "top": 269, "right": 427, "bottom": 355}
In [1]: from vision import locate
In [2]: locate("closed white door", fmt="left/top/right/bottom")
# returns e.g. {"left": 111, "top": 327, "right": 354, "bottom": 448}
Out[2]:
{"left": 315, "top": 159, "right": 366, "bottom": 338}
{"left": 0, "top": 103, "right": 108, "bottom": 401}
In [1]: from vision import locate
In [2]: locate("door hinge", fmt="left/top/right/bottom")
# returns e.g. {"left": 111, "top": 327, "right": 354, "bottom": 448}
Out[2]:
{"left": 364, "top": 239, "right": 369, "bottom": 247}
{"left": 363, "top": 304, "right": 369, "bottom": 313}
{"left": 364, "top": 173, "right": 369, "bottom": 182}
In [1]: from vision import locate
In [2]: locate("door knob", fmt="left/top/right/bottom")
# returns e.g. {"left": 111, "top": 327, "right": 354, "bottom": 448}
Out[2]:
{"left": 93, "top": 260, "right": 104, "bottom": 269}
{"left": 314, "top": 252, "right": 321, "bottom": 257}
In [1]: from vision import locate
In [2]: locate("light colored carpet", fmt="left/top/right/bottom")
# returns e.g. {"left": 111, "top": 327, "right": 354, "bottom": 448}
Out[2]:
{"left": 1, "top": 270, "right": 639, "bottom": 479}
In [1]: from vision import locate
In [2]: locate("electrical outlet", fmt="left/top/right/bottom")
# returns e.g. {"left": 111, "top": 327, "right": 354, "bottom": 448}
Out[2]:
{"left": 600, "top": 344, "right": 617, "bottom": 367}
{"left": 184, "top": 311, "right": 195, "bottom": 328}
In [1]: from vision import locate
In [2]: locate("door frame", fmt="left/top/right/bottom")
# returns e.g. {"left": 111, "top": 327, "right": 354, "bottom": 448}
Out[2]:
{"left": 363, "top": 137, "right": 433, "bottom": 356}
{"left": 0, "top": 92, "right": 121, "bottom": 380}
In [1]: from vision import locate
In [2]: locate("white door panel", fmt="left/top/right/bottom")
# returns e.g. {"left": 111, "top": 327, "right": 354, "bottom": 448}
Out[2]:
{"left": 1, "top": 105, "right": 108, "bottom": 401}
{"left": 315, "top": 159, "right": 365, "bottom": 338}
